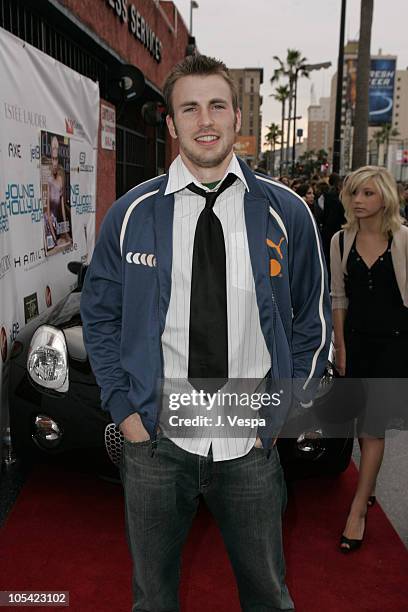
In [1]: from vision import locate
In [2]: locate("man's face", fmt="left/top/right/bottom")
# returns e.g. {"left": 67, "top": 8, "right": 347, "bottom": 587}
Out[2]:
{"left": 166, "top": 74, "right": 241, "bottom": 173}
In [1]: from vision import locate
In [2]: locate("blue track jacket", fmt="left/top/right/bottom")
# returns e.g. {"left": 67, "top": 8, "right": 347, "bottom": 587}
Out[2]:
{"left": 81, "top": 158, "right": 331, "bottom": 443}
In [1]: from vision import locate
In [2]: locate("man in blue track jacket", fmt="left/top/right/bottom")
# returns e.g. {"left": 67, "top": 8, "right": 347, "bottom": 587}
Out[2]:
{"left": 81, "top": 54, "right": 331, "bottom": 612}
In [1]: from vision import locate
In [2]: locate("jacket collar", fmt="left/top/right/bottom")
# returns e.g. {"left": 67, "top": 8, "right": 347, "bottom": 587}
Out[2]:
{"left": 163, "top": 153, "right": 249, "bottom": 195}
{"left": 237, "top": 157, "right": 269, "bottom": 200}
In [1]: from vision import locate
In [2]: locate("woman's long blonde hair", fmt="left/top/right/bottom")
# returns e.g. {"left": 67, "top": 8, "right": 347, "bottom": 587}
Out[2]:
{"left": 341, "top": 165, "right": 403, "bottom": 235}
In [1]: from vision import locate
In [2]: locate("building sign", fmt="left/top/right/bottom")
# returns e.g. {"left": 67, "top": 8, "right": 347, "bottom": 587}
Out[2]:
{"left": 101, "top": 104, "right": 116, "bottom": 150}
{"left": 234, "top": 136, "right": 256, "bottom": 157}
{"left": 369, "top": 58, "right": 396, "bottom": 126}
{"left": 105, "top": 0, "right": 162, "bottom": 63}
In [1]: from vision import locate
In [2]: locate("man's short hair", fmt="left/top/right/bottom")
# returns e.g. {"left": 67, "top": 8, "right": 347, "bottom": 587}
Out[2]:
{"left": 163, "top": 54, "right": 238, "bottom": 118}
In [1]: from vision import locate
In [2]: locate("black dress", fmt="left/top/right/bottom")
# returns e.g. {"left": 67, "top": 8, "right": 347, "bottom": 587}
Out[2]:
{"left": 344, "top": 236, "right": 408, "bottom": 434}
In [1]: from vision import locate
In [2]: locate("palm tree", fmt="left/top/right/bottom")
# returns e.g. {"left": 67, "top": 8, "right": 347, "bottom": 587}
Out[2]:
{"left": 376, "top": 123, "right": 400, "bottom": 166}
{"left": 297, "top": 149, "right": 316, "bottom": 177}
{"left": 317, "top": 149, "right": 328, "bottom": 161}
{"left": 271, "top": 50, "right": 309, "bottom": 168}
{"left": 272, "top": 85, "right": 290, "bottom": 174}
{"left": 264, "top": 123, "right": 282, "bottom": 175}
{"left": 352, "top": 0, "right": 374, "bottom": 169}
{"left": 371, "top": 128, "right": 383, "bottom": 164}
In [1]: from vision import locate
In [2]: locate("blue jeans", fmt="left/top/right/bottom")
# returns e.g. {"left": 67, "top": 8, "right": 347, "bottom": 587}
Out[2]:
{"left": 121, "top": 436, "right": 294, "bottom": 612}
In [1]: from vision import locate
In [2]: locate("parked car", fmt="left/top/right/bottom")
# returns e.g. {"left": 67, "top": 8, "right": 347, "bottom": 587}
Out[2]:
{"left": 8, "top": 263, "right": 353, "bottom": 479}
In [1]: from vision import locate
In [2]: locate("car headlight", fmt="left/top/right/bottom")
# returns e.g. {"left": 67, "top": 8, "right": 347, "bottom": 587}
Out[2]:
{"left": 27, "top": 325, "right": 68, "bottom": 392}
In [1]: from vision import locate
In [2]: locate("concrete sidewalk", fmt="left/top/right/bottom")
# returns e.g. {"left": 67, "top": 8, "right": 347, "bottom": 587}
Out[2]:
{"left": 353, "top": 430, "right": 408, "bottom": 548}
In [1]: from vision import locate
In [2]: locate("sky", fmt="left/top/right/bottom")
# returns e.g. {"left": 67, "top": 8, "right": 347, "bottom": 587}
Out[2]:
{"left": 172, "top": 0, "right": 408, "bottom": 147}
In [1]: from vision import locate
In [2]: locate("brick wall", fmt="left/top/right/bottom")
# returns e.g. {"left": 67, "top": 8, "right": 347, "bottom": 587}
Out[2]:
{"left": 96, "top": 99, "right": 116, "bottom": 233}
{"left": 59, "top": 0, "right": 189, "bottom": 93}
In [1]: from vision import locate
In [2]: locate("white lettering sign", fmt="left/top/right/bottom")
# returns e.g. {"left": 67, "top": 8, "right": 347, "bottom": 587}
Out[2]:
{"left": 101, "top": 104, "right": 116, "bottom": 151}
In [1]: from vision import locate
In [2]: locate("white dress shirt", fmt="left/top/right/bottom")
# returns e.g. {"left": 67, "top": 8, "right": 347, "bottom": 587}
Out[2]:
{"left": 159, "top": 154, "right": 271, "bottom": 461}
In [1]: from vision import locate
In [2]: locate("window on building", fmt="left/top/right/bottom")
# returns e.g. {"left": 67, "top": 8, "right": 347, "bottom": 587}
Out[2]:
{"left": 0, "top": 1, "right": 109, "bottom": 95}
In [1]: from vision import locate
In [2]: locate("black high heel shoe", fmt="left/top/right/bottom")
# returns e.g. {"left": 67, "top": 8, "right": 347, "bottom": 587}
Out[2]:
{"left": 340, "top": 534, "right": 363, "bottom": 553}
{"left": 340, "top": 515, "right": 367, "bottom": 554}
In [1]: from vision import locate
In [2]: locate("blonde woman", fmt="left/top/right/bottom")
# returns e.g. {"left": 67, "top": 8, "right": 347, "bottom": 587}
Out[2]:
{"left": 330, "top": 166, "right": 408, "bottom": 553}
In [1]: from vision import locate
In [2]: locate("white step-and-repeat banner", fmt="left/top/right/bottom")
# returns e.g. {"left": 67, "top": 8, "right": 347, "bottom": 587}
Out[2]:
{"left": 0, "top": 27, "right": 99, "bottom": 446}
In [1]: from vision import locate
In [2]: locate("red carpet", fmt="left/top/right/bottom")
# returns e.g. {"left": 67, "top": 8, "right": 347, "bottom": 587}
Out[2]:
{"left": 0, "top": 463, "right": 407, "bottom": 611}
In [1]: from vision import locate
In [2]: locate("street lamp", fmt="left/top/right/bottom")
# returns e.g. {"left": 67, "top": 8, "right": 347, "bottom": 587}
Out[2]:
{"left": 282, "top": 115, "right": 301, "bottom": 173}
{"left": 291, "top": 61, "right": 331, "bottom": 175}
{"left": 333, "top": 0, "right": 347, "bottom": 173}
{"left": 190, "top": 1, "right": 199, "bottom": 35}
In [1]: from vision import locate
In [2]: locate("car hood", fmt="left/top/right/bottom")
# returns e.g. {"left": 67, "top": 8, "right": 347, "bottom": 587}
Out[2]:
{"left": 11, "top": 291, "right": 86, "bottom": 367}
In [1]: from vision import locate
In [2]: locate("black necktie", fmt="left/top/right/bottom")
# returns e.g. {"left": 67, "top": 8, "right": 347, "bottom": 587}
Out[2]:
{"left": 187, "top": 173, "right": 236, "bottom": 393}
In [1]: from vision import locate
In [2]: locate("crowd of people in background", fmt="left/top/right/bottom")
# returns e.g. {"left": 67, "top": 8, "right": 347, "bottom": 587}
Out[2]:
{"left": 278, "top": 172, "right": 408, "bottom": 227}
{"left": 255, "top": 165, "right": 408, "bottom": 279}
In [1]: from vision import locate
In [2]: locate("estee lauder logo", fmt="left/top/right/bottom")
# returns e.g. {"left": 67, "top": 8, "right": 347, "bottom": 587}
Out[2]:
{"left": 4, "top": 103, "right": 46, "bottom": 128}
